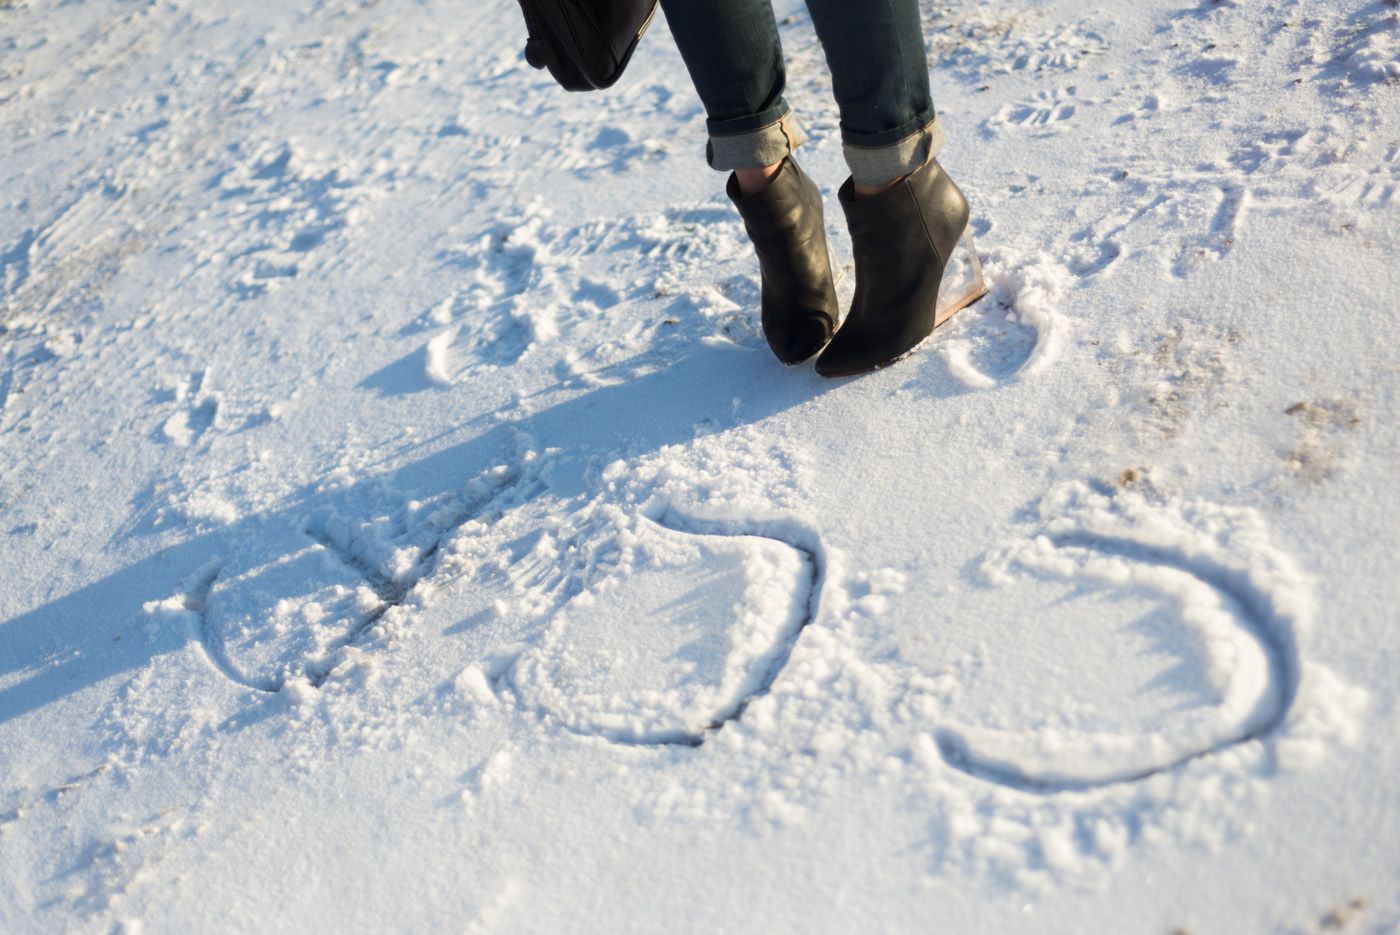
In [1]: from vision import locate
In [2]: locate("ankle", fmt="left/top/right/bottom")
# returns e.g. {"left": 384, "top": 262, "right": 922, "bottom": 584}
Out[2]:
{"left": 735, "top": 160, "right": 784, "bottom": 196}
{"left": 852, "top": 176, "right": 903, "bottom": 200}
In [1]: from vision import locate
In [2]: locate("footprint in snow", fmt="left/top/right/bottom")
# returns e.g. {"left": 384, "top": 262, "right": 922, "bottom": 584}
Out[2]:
{"left": 924, "top": 253, "right": 1071, "bottom": 391}
{"left": 211, "top": 140, "right": 358, "bottom": 300}
{"left": 926, "top": 14, "right": 1107, "bottom": 84}
{"left": 426, "top": 203, "right": 744, "bottom": 372}
{"left": 157, "top": 369, "right": 219, "bottom": 447}
{"left": 0, "top": 765, "right": 110, "bottom": 832}
{"left": 1066, "top": 171, "right": 1245, "bottom": 281}
{"left": 984, "top": 87, "right": 1087, "bottom": 137}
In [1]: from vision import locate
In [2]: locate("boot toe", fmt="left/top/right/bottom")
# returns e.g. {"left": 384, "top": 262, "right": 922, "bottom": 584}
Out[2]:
{"left": 770, "top": 314, "right": 835, "bottom": 365}
{"left": 813, "top": 341, "right": 867, "bottom": 377}
{"left": 814, "top": 326, "right": 922, "bottom": 377}
{"left": 729, "top": 159, "right": 841, "bottom": 368}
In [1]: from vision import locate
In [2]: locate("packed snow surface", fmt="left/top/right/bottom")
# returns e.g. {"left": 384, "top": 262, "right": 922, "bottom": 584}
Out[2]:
{"left": 2, "top": 0, "right": 1398, "bottom": 931}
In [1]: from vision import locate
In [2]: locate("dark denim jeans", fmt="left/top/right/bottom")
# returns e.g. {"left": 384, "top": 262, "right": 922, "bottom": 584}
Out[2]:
{"left": 658, "top": 0, "right": 942, "bottom": 184}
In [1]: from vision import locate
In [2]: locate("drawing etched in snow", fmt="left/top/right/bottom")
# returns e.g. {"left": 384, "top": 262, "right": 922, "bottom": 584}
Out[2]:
{"left": 505, "top": 506, "right": 823, "bottom": 746}
{"left": 932, "top": 480, "right": 1366, "bottom": 792}
{"left": 148, "top": 463, "right": 526, "bottom": 692}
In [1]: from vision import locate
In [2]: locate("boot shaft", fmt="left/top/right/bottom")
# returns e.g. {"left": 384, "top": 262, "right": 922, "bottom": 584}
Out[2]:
{"left": 838, "top": 158, "right": 969, "bottom": 266}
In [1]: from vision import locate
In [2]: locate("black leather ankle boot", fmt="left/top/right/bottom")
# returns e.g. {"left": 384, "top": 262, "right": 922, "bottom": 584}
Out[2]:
{"left": 814, "top": 157, "right": 970, "bottom": 377}
{"left": 727, "top": 159, "right": 840, "bottom": 365}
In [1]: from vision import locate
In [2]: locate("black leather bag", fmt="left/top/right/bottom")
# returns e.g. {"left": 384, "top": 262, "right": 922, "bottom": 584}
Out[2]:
{"left": 516, "top": 0, "right": 659, "bottom": 91}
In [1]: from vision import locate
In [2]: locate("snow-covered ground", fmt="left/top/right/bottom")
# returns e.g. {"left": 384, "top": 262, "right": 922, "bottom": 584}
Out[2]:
{"left": 2, "top": 0, "right": 1398, "bottom": 930}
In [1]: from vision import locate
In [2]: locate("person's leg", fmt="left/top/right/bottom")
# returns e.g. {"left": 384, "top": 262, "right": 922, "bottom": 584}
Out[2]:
{"left": 658, "top": 0, "right": 808, "bottom": 192}
{"left": 803, "top": 0, "right": 943, "bottom": 193}
{"left": 658, "top": 0, "right": 837, "bottom": 364}
{"left": 802, "top": 0, "right": 982, "bottom": 375}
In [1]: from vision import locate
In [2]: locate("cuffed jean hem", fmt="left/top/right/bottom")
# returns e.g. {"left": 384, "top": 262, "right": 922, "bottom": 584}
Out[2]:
{"left": 843, "top": 116, "right": 946, "bottom": 187}
{"left": 706, "top": 111, "right": 810, "bottom": 171}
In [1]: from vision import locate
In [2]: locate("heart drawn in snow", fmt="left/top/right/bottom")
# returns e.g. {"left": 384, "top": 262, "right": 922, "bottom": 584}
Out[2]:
{"left": 907, "top": 482, "right": 1349, "bottom": 793}
{"left": 506, "top": 513, "right": 818, "bottom": 746}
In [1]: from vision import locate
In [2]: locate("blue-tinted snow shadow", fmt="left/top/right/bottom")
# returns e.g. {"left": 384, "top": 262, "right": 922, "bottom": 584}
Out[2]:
{"left": 358, "top": 343, "right": 440, "bottom": 397}
{"left": 0, "top": 341, "right": 833, "bottom": 726}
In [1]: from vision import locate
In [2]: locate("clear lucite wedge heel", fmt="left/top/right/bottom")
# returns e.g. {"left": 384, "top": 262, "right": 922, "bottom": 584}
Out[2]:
{"left": 934, "top": 230, "right": 988, "bottom": 327}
